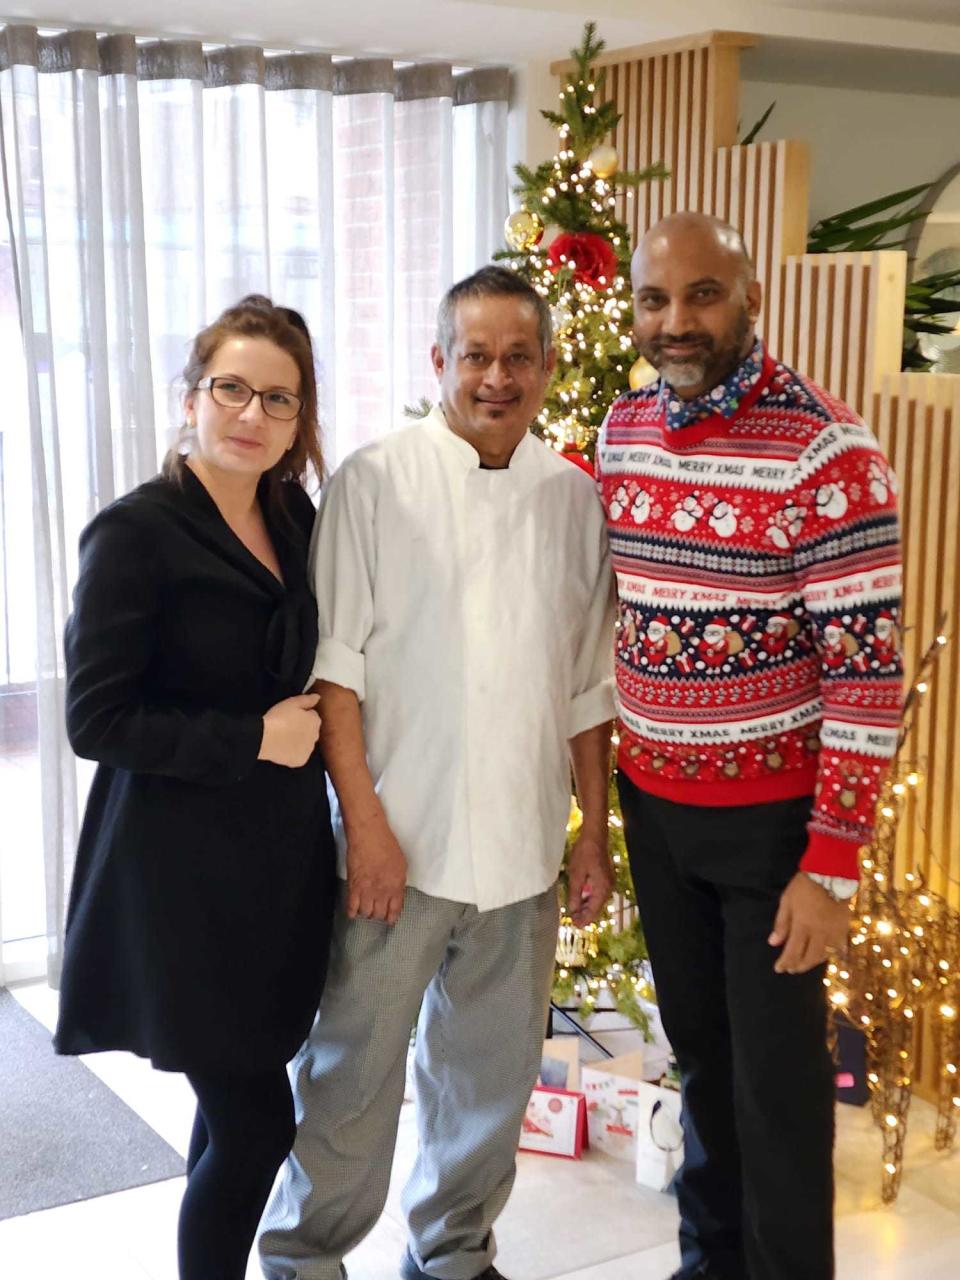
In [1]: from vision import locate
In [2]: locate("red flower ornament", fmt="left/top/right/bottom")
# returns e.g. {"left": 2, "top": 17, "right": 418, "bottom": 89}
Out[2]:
{"left": 547, "top": 232, "right": 619, "bottom": 291}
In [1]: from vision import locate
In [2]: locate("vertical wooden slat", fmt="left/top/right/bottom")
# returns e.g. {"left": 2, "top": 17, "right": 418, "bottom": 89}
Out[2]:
{"left": 651, "top": 54, "right": 666, "bottom": 225}
{"left": 741, "top": 145, "right": 758, "bottom": 264}
{"left": 709, "top": 44, "right": 742, "bottom": 149}
{"left": 664, "top": 52, "right": 679, "bottom": 216}
{"left": 847, "top": 257, "right": 867, "bottom": 413}
{"left": 829, "top": 260, "right": 850, "bottom": 406}
{"left": 621, "top": 60, "right": 636, "bottom": 234}
{"left": 688, "top": 46, "right": 706, "bottom": 211}
{"left": 754, "top": 143, "right": 773, "bottom": 333}
{"left": 713, "top": 144, "right": 729, "bottom": 226}
{"left": 676, "top": 49, "right": 691, "bottom": 210}
{"left": 634, "top": 57, "right": 649, "bottom": 239}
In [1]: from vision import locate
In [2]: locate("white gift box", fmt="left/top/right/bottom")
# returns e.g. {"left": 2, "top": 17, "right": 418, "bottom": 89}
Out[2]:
{"left": 580, "top": 1049, "right": 647, "bottom": 1161}
{"left": 519, "top": 1087, "right": 588, "bottom": 1159}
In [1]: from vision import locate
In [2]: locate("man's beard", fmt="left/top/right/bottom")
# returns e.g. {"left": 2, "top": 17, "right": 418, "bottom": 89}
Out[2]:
{"left": 640, "top": 308, "right": 752, "bottom": 393}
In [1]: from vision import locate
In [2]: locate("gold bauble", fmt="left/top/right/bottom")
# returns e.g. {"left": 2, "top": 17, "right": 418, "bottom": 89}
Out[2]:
{"left": 588, "top": 144, "right": 619, "bottom": 179}
{"left": 504, "top": 208, "right": 544, "bottom": 252}
{"left": 628, "top": 356, "right": 658, "bottom": 390}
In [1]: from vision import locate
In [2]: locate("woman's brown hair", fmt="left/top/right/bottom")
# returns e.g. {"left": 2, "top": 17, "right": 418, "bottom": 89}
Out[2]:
{"left": 163, "top": 294, "right": 325, "bottom": 517}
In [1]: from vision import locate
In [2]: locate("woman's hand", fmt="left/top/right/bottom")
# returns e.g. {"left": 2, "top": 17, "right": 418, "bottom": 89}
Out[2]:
{"left": 258, "top": 694, "right": 322, "bottom": 767}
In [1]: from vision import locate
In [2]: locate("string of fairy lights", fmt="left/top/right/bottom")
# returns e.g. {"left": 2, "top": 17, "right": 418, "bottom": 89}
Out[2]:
{"left": 823, "top": 621, "right": 959, "bottom": 1202}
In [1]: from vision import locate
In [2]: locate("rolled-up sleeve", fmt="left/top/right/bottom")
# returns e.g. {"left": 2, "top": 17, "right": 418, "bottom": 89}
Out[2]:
{"left": 568, "top": 510, "right": 617, "bottom": 739}
{"left": 309, "top": 458, "right": 377, "bottom": 700}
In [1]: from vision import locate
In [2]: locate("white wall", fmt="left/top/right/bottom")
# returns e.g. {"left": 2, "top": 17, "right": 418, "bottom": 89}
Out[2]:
{"left": 740, "top": 78, "right": 960, "bottom": 229}
{"left": 507, "top": 59, "right": 562, "bottom": 200}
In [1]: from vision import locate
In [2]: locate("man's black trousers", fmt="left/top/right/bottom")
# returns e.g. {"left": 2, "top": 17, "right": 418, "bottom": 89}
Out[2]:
{"left": 618, "top": 773, "right": 835, "bottom": 1280}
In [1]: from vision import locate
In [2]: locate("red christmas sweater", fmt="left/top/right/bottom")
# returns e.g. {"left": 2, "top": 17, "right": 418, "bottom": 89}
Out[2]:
{"left": 597, "top": 347, "right": 903, "bottom": 879}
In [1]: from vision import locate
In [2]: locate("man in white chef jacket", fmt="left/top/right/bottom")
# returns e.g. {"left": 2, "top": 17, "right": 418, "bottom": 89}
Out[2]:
{"left": 260, "top": 266, "right": 617, "bottom": 1280}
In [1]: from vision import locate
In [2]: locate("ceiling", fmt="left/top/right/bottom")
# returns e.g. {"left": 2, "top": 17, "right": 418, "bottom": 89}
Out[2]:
{"left": 744, "top": 35, "right": 960, "bottom": 96}
{"left": 764, "top": 0, "right": 960, "bottom": 20}
{"left": 3, "top": 0, "right": 960, "bottom": 65}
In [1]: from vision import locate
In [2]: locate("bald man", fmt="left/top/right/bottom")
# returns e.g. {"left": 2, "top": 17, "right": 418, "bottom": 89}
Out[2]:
{"left": 597, "top": 214, "right": 902, "bottom": 1280}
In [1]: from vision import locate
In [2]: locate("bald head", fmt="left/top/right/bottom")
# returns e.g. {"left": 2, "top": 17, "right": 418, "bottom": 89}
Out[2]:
{"left": 630, "top": 212, "right": 763, "bottom": 400}
{"left": 632, "top": 212, "right": 755, "bottom": 290}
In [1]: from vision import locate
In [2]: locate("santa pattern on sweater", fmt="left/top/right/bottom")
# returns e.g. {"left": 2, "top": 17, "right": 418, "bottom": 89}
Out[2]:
{"left": 598, "top": 344, "right": 903, "bottom": 879}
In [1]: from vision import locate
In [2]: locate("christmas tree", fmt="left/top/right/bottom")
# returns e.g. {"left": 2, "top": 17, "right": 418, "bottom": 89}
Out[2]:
{"left": 499, "top": 21, "right": 666, "bottom": 459}
{"left": 554, "top": 773, "right": 655, "bottom": 1030}
{"left": 500, "top": 24, "right": 667, "bottom": 1029}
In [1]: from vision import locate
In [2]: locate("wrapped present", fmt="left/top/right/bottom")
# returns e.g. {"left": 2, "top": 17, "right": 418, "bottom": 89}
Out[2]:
{"left": 740, "top": 613, "right": 758, "bottom": 634}
{"left": 519, "top": 1087, "right": 589, "bottom": 1159}
{"left": 738, "top": 649, "right": 757, "bottom": 670}
{"left": 677, "top": 617, "right": 696, "bottom": 637}
{"left": 851, "top": 650, "right": 870, "bottom": 674}
{"left": 675, "top": 651, "right": 694, "bottom": 675}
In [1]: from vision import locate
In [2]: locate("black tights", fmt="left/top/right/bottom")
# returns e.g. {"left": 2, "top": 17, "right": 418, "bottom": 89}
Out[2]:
{"left": 178, "top": 1068, "right": 295, "bottom": 1280}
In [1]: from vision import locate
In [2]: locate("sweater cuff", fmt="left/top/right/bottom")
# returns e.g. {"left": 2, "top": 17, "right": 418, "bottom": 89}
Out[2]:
{"left": 311, "top": 637, "right": 366, "bottom": 701}
{"left": 799, "top": 830, "right": 863, "bottom": 880}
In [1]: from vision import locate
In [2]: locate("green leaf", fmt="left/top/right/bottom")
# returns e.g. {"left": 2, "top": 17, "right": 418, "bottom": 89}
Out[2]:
{"left": 619, "top": 162, "right": 671, "bottom": 187}
{"left": 909, "top": 268, "right": 960, "bottom": 290}
{"left": 807, "top": 206, "right": 925, "bottom": 253}
{"left": 813, "top": 182, "right": 931, "bottom": 229}
{"left": 905, "top": 319, "right": 956, "bottom": 336}
{"left": 574, "top": 19, "right": 605, "bottom": 73}
{"left": 403, "top": 397, "right": 433, "bottom": 419}
{"left": 901, "top": 345, "right": 935, "bottom": 372}
{"left": 740, "top": 100, "right": 776, "bottom": 146}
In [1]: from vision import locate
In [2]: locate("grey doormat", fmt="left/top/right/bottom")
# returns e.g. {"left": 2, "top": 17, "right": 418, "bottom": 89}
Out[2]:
{"left": 0, "top": 989, "right": 184, "bottom": 1219}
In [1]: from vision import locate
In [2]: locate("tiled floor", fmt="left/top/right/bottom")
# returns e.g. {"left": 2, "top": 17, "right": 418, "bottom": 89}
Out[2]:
{"left": 2, "top": 982, "right": 959, "bottom": 1279}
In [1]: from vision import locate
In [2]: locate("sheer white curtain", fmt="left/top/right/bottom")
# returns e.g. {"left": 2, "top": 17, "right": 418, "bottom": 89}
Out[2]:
{"left": 0, "top": 22, "right": 510, "bottom": 984}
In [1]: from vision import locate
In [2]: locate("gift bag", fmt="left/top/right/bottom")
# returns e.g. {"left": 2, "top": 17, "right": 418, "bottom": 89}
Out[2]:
{"left": 634, "top": 1080, "right": 684, "bottom": 1192}
{"left": 519, "top": 1087, "right": 589, "bottom": 1159}
{"left": 834, "top": 1017, "right": 870, "bottom": 1107}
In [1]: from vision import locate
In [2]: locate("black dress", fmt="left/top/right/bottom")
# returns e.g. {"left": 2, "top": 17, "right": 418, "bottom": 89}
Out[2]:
{"left": 54, "top": 468, "right": 336, "bottom": 1073}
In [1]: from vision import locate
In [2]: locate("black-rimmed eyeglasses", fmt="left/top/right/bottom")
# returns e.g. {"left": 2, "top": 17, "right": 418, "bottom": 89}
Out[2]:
{"left": 195, "top": 376, "right": 303, "bottom": 421}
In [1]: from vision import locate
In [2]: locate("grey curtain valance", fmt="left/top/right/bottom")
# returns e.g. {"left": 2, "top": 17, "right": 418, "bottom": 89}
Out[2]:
{"left": 0, "top": 24, "right": 511, "bottom": 102}
{"left": 454, "top": 68, "right": 511, "bottom": 107}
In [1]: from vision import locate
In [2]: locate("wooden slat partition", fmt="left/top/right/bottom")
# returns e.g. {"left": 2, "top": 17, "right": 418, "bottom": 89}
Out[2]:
{"left": 779, "top": 252, "right": 907, "bottom": 417}
{"left": 874, "top": 374, "right": 960, "bottom": 912}
{"left": 710, "top": 141, "right": 809, "bottom": 359}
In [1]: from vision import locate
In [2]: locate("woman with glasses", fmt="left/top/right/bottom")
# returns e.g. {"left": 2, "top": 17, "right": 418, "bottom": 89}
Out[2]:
{"left": 54, "top": 295, "right": 336, "bottom": 1280}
